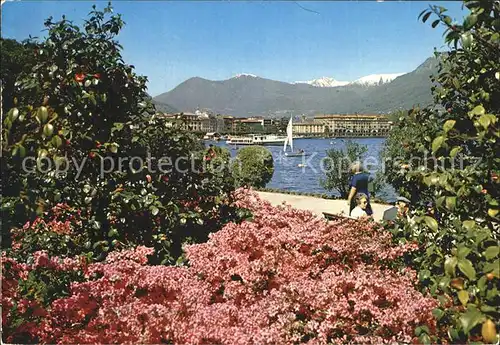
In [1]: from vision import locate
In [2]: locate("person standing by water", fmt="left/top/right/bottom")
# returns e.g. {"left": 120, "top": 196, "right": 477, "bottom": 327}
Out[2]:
{"left": 346, "top": 162, "right": 373, "bottom": 217}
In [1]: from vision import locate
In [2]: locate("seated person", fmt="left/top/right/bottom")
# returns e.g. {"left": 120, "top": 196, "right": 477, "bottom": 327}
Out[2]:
{"left": 350, "top": 193, "right": 370, "bottom": 219}
{"left": 396, "top": 196, "right": 412, "bottom": 221}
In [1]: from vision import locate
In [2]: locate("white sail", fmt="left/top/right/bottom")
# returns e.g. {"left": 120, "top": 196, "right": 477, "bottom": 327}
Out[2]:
{"left": 284, "top": 115, "right": 293, "bottom": 152}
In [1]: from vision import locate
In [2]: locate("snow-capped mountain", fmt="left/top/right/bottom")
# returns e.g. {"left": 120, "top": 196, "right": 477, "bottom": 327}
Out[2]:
{"left": 293, "top": 74, "right": 405, "bottom": 88}
{"left": 154, "top": 56, "right": 439, "bottom": 116}
{"left": 294, "top": 77, "right": 349, "bottom": 88}
{"left": 227, "top": 72, "right": 405, "bottom": 87}
{"left": 349, "top": 73, "right": 405, "bottom": 86}
{"left": 233, "top": 73, "right": 257, "bottom": 78}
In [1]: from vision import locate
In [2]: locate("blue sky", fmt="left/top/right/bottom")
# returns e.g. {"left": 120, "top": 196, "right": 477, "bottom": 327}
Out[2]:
{"left": 2, "top": 1, "right": 467, "bottom": 96}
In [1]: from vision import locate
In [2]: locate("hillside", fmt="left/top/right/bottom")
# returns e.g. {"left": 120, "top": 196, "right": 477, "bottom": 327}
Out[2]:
{"left": 154, "top": 57, "right": 439, "bottom": 116}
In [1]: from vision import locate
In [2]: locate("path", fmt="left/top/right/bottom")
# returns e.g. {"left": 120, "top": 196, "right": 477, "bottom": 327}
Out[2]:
{"left": 256, "top": 191, "right": 392, "bottom": 222}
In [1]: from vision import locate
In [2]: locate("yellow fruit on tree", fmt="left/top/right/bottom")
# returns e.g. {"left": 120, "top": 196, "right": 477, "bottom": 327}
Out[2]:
{"left": 488, "top": 208, "right": 499, "bottom": 218}
{"left": 482, "top": 319, "right": 497, "bottom": 344}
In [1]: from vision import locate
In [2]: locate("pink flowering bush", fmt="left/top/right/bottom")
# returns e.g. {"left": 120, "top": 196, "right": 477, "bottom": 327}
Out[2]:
{"left": 2, "top": 189, "right": 437, "bottom": 344}
{"left": 8, "top": 203, "right": 88, "bottom": 260}
{"left": 1, "top": 251, "right": 87, "bottom": 343}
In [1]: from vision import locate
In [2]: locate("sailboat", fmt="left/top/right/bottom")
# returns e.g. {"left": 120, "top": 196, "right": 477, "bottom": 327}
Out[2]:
{"left": 284, "top": 115, "right": 310, "bottom": 157}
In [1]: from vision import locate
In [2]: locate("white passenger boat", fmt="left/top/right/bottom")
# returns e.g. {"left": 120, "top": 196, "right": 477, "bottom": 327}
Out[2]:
{"left": 226, "top": 134, "right": 286, "bottom": 146}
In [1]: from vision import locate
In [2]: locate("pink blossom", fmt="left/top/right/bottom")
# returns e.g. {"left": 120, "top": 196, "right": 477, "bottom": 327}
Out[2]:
{"left": 3, "top": 190, "right": 437, "bottom": 344}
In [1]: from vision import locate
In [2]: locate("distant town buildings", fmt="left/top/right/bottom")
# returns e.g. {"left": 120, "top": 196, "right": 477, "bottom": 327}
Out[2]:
{"left": 312, "top": 114, "right": 393, "bottom": 137}
{"left": 155, "top": 110, "right": 224, "bottom": 133}
{"left": 155, "top": 111, "right": 393, "bottom": 137}
{"left": 292, "top": 122, "right": 324, "bottom": 135}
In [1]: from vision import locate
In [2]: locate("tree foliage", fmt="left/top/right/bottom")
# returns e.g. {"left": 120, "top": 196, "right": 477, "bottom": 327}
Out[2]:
{"left": 320, "top": 140, "right": 368, "bottom": 198}
{"left": 0, "top": 38, "right": 38, "bottom": 113}
{"left": 231, "top": 146, "right": 274, "bottom": 188}
{"left": 383, "top": 1, "right": 499, "bottom": 342}
{"left": 1, "top": 3, "right": 243, "bottom": 265}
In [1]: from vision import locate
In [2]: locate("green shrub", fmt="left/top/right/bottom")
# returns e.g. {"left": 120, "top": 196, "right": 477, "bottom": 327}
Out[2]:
{"left": 383, "top": 1, "right": 499, "bottom": 343}
{"left": 1, "top": 4, "right": 243, "bottom": 265}
{"left": 231, "top": 146, "right": 274, "bottom": 188}
{"left": 320, "top": 140, "right": 368, "bottom": 198}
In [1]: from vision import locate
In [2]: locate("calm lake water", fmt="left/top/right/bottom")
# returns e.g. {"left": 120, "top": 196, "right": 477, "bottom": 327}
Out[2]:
{"left": 212, "top": 137, "right": 397, "bottom": 202}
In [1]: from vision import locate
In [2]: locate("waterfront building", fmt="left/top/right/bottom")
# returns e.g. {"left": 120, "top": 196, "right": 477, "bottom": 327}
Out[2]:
{"left": 232, "top": 117, "right": 265, "bottom": 132}
{"left": 156, "top": 111, "right": 221, "bottom": 133}
{"left": 313, "top": 114, "right": 393, "bottom": 137}
{"left": 292, "top": 122, "right": 325, "bottom": 136}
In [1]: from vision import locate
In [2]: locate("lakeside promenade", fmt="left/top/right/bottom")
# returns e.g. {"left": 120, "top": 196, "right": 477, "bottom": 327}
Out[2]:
{"left": 257, "top": 191, "right": 393, "bottom": 222}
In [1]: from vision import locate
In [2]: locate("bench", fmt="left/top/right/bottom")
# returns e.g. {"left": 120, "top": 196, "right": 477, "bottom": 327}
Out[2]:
{"left": 322, "top": 212, "right": 349, "bottom": 221}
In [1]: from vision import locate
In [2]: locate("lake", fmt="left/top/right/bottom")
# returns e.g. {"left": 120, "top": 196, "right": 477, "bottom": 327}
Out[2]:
{"left": 212, "top": 137, "right": 397, "bottom": 201}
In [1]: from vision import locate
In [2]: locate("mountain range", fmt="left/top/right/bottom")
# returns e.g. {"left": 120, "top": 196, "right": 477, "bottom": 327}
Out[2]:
{"left": 153, "top": 57, "right": 440, "bottom": 117}
{"left": 293, "top": 73, "right": 405, "bottom": 88}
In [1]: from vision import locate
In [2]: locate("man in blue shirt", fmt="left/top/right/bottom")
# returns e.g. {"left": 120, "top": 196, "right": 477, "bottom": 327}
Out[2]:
{"left": 347, "top": 162, "right": 373, "bottom": 216}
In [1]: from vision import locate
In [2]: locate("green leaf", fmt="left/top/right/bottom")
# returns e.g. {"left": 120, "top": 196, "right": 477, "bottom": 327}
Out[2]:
{"left": 478, "top": 114, "right": 492, "bottom": 128}
{"left": 18, "top": 145, "right": 26, "bottom": 158}
{"left": 415, "top": 325, "right": 430, "bottom": 336}
{"left": 458, "top": 258, "right": 476, "bottom": 280}
{"left": 489, "top": 199, "right": 499, "bottom": 207}
{"left": 445, "top": 256, "right": 458, "bottom": 276}
{"left": 437, "top": 196, "right": 446, "bottom": 208}
{"left": 419, "top": 333, "right": 431, "bottom": 345}
{"left": 464, "top": 14, "right": 478, "bottom": 29}
{"left": 431, "top": 19, "right": 440, "bottom": 28}
{"left": 457, "top": 245, "right": 471, "bottom": 259}
{"left": 51, "top": 135, "right": 63, "bottom": 148}
{"left": 450, "top": 147, "right": 461, "bottom": 158}
{"left": 493, "top": 18, "right": 500, "bottom": 30}
{"left": 418, "top": 9, "right": 428, "bottom": 20}
{"left": 460, "top": 32, "right": 473, "bottom": 49}
{"left": 463, "top": 220, "right": 476, "bottom": 231}
{"left": 150, "top": 206, "right": 159, "bottom": 216}
{"left": 432, "top": 136, "right": 445, "bottom": 153}
{"left": 484, "top": 246, "right": 499, "bottom": 260}
{"left": 486, "top": 287, "right": 499, "bottom": 300}
{"left": 470, "top": 105, "right": 485, "bottom": 116}
{"left": 89, "top": 93, "right": 97, "bottom": 106}
{"left": 480, "top": 305, "right": 497, "bottom": 313}
{"left": 419, "top": 269, "right": 431, "bottom": 281}
{"left": 458, "top": 290, "right": 469, "bottom": 306}
{"left": 459, "top": 310, "right": 485, "bottom": 334}
{"left": 424, "top": 216, "right": 438, "bottom": 231}
{"left": 443, "top": 119, "right": 456, "bottom": 132}
{"left": 477, "top": 275, "right": 487, "bottom": 292}
{"left": 439, "top": 276, "right": 451, "bottom": 291}
{"left": 432, "top": 308, "right": 445, "bottom": 320}
{"left": 445, "top": 196, "right": 457, "bottom": 210}
{"left": 448, "top": 327, "right": 460, "bottom": 341}
{"left": 422, "top": 11, "right": 432, "bottom": 23}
